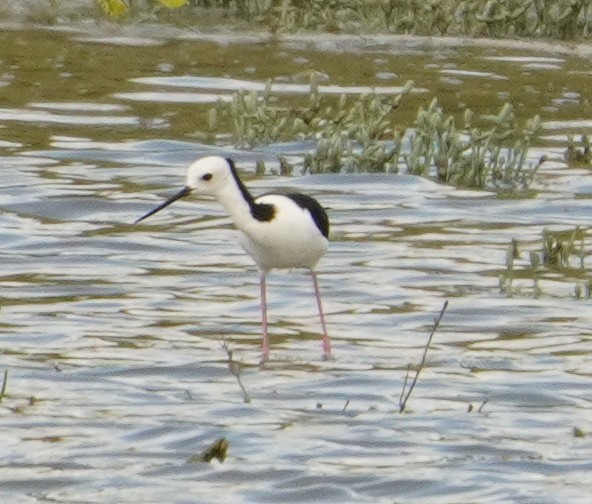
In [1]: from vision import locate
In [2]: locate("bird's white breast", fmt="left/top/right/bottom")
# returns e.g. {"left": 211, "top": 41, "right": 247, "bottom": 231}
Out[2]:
{"left": 238, "top": 194, "right": 328, "bottom": 273}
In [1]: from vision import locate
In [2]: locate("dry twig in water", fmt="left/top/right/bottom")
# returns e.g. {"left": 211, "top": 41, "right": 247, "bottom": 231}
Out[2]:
{"left": 468, "top": 399, "right": 488, "bottom": 413}
{"left": 222, "top": 341, "right": 251, "bottom": 403}
{"left": 0, "top": 370, "right": 7, "bottom": 402}
{"left": 399, "top": 300, "right": 448, "bottom": 413}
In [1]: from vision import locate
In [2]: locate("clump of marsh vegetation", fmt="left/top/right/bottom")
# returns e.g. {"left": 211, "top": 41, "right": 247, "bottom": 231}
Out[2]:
{"left": 270, "top": 0, "right": 592, "bottom": 39}
{"left": 188, "top": 437, "right": 229, "bottom": 463}
{"left": 228, "top": 76, "right": 411, "bottom": 155}
{"left": 564, "top": 134, "right": 591, "bottom": 166}
{"left": 404, "top": 98, "right": 543, "bottom": 191}
{"left": 224, "top": 76, "right": 412, "bottom": 173}
{"left": 500, "top": 227, "right": 592, "bottom": 298}
{"left": 96, "top": 0, "right": 190, "bottom": 20}
{"left": 91, "top": 0, "right": 592, "bottom": 40}
{"left": 214, "top": 78, "right": 543, "bottom": 192}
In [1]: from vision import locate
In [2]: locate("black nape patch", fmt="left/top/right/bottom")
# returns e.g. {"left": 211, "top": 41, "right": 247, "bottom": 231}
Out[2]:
{"left": 226, "top": 157, "right": 275, "bottom": 222}
{"left": 285, "top": 193, "right": 330, "bottom": 238}
{"left": 252, "top": 202, "right": 275, "bottom": 222}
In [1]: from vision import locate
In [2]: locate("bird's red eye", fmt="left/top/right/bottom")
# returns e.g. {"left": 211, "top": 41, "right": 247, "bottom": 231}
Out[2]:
{"left": 202, "top": 173, "right": 213, "bottom": 181}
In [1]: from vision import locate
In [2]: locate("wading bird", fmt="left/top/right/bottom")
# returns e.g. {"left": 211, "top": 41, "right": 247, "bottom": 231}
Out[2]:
{"left": 135, "top": 156, "right": 331, "bottom": 362}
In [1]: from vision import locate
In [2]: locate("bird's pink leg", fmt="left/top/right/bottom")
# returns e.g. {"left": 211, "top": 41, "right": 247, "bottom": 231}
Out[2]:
{"left": 311, "top": 271, "right": 331, "bottom": 360}
{"left": 260, "top": 272, "right": 269, "bottom": 363}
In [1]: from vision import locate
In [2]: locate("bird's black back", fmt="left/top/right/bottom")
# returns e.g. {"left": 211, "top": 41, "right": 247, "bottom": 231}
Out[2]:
{"left": 284, "top": 193, "right": 330, "bottom": 239}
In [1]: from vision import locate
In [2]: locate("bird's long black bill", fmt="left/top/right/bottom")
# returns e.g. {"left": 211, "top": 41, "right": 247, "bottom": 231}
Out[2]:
{"left": 135, "top": 186, "right": 191, "bottom": 224}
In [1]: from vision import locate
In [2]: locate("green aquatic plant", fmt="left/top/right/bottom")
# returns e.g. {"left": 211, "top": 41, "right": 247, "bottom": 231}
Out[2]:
{"left": 270, "top": 0, "right": 403, "bottom": 33}
{"left": 188, "top": 437, "right": 229, "bottom": 463}
{"left": 226, "top": 79, "right": 542, "bottom": 191}
{"left": 14, "top": 0, "right": 592, "bottom": 39}
{"left": 466, "top": 0, "right": 581, "bottom": 38}
{"left": 230, "top": 81, "right": 282, "bottom": 149}
{"left": 500, "top": 227, "right": 589, "bottom": 298}
{"left": 574, "top": 279, "right": 592, "bottom": 300}
{"left": 499, "top": 238, "right": 520, "bottom": 295}
{"left": 302, "top": 87, "right": 409, "bottom": 174}
{"left": 304, "top": 82, "right": 413, "bottom": 173}
{"left": 266, "top": 0, "right": 592, "bottom": 38}
{"left": 227, "top": 75, "right": 412, "bottom": 172}
{"left": 95, "top": 0, "right": 188, "bottom": 19}
{"left": 408, "top": 99, "right": 543, "bottom": 191}
{"left": 254, "top": 0, "right": 592, "bottom": 38}
{"left": 565, "top": 134, "right": 591, "bottom": 166}
{"left": 541, "top": 227, "right": 581, "bottom": 271}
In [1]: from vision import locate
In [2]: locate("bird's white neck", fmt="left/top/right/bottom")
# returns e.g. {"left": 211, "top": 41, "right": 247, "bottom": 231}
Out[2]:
{"left": 215, "top": 176, "right": 261, "bottom": 233}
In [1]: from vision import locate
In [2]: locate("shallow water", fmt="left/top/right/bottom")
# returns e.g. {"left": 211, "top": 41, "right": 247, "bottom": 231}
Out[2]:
{"left": 2, "top": 23, "right": 592, "bottom": 503}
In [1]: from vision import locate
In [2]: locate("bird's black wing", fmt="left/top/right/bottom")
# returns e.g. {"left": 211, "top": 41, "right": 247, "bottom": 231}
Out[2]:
{"left": 284, "top": 193, "right": 330, "bottom": 239}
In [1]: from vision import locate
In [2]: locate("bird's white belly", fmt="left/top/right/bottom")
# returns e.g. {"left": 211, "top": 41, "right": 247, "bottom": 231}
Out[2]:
{"left": 238, "top": 219, "right": 327, "bottom": 272}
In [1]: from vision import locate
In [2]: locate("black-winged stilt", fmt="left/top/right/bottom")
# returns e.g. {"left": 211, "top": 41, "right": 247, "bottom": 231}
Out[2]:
{"left": 135, "top": 156, "right": 331, "bottom": 362}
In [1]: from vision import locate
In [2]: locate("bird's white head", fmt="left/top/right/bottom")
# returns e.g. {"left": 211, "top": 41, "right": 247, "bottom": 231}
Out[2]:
{"left": 185, "top": 156, "right": 235, "bottom": 196}
{"left": 135, "top": 156, "right": 239, "bottom": 224}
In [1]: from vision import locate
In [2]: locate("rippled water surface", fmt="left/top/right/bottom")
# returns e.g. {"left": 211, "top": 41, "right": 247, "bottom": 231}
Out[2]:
{"left": 2, "top": 24, "right": 592, "bottom": 504}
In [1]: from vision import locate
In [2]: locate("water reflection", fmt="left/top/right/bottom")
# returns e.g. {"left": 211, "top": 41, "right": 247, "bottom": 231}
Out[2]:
{"left": 1, "top": 25, "right": 592, "bottom": 504}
